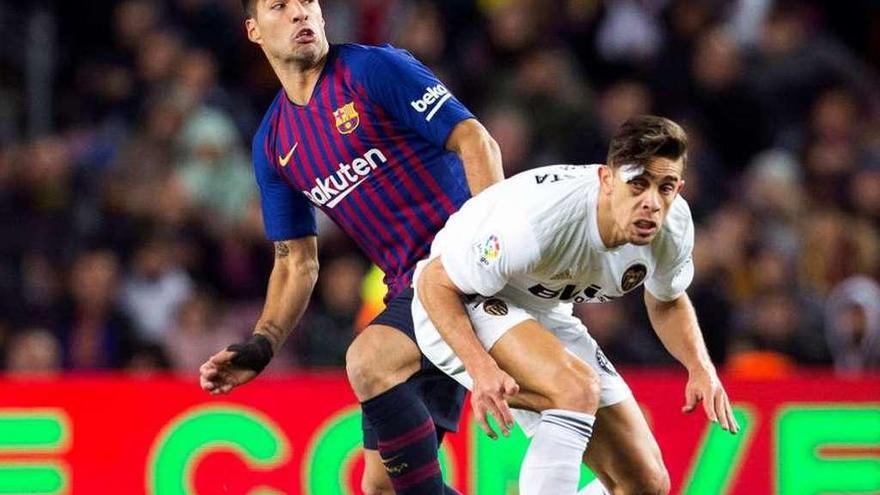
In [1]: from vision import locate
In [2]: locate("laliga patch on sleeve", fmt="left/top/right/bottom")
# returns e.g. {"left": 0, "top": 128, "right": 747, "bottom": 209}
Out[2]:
{"left": 671, "top": 256, "right": 694, "bottom": 287}
{"left": 473, "top": 234, "right": 502, "bottom": 267}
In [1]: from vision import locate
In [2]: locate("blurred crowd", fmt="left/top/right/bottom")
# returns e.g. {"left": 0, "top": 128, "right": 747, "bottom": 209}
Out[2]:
{"left": 0, "top": 0, "right": 878, "bottom": 377}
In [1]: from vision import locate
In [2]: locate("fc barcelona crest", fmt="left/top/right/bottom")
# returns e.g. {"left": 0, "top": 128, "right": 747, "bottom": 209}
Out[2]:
{"left": 333, "top": 102, "right": 360, "bottom": 134}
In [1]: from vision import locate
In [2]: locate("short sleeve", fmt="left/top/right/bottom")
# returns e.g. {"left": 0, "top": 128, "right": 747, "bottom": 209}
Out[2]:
{"left": 645, "top": 208, "right": 695, "bottom": 301}
{"left": 362, "top": 46, "right": 475, "bottom": 147}
{"left": 441, "top": 216, "right": 540, "bottom": 297}
{"left": 252, "top": 130, "right": 317, "bottom": 241}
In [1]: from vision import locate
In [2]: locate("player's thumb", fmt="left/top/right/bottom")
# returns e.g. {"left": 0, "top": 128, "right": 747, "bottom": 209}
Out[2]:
{"left": 682, "top": 391, "right": 698, "bottom": 413}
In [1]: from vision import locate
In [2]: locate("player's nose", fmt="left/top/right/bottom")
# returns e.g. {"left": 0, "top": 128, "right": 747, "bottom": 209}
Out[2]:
{"left": 289, "top": 2, "right": 309, "bottom": 22}
{"left": 642, "top": 188, "right": 661, "bottom": 212}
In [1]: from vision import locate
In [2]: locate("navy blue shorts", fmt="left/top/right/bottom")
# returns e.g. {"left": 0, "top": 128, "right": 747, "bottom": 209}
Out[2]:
{"left": 361, "top": 288, "right": 467, "bottom": 449}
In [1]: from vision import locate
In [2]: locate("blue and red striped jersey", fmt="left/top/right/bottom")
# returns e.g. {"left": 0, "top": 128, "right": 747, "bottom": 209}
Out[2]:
{"left": 253, "top": 44, "right": 475, "bottom": 299}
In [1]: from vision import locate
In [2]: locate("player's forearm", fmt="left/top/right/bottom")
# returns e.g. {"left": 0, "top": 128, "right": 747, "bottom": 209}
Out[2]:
{"left": 646, "top": 292, "right": 714, "bottom": 373}
{"left": 417, "top": 260, "right": 497, "bottom": 374}
{"left": 447, "top": 119, "right": 504, "bottom": 195}
{"left": 253, "top": 240, "right": 319, "bottom": 355}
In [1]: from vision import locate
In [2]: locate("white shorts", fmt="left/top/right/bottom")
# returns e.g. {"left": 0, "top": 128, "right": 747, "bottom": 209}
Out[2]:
{"left": 412, "top": 291, "right": 632, "bottom": 436}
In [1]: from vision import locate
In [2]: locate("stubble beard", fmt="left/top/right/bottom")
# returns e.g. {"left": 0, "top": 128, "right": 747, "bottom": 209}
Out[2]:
{"left": 284, "top": 40, "right": 327, "bottom": 70}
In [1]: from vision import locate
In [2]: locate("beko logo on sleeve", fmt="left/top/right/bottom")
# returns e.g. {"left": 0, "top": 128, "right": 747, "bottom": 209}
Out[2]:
{"left": 410, "top": 84, "right": 451, "bottom": 122}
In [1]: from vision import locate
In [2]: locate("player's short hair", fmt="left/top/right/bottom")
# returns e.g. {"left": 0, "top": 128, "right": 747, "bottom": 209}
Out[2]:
{"left": 241, "top": 0, "right": 255, "bottom": 17}
{"left": 607, "top": 115, "right": 688, "bottom": 169}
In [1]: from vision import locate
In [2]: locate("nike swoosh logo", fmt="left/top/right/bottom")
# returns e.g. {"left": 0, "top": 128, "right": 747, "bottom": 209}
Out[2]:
{"left": 381, "top": 454, "right": 402, "bottom": 465}
{"left": 278, "top": 143, "right": 298, "bottom": 167}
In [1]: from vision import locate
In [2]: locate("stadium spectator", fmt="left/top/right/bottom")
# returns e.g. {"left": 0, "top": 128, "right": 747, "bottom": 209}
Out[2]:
{"left": 163, "top": 290, "right": 239, "bottom": 372}
{"left": 689, "top": 28, "right": 771, "bottom": 173}
{"left": 824, "top": 275, "right": 880, "bottom": 373}
{"left": 294, "top": 254, "right": 366, "bottom": 368}
{"left": 173, "top": 107, "right": 255, "bottom": 229}
{"left": 55, "top": 250, "right": 140, "bottom": 370}
{"left": 575, "top": 299, "right": 671, "bottom": 365}
{"left": 5, "top": 327, "right": 62, "bottom": 375}
{"left": 120, "top": 235, "right": 193, "bottom": 344}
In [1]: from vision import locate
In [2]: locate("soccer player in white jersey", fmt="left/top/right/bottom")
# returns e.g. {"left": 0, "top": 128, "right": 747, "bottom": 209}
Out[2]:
{"left": 411, "top": 116, "right": 738, "bottom": 494}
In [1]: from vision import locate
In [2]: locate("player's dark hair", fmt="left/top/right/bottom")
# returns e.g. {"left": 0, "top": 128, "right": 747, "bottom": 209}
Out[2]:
{"left": 607, "top": 115, "right": 688, "bottom": 169}
{"left": 241, "top": 0, "right": 255, "bottom": 17}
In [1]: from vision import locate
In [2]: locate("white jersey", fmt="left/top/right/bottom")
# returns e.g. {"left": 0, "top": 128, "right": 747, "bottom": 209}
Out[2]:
{"left": 423, "top": 164, "right": 695, "bottom": 312}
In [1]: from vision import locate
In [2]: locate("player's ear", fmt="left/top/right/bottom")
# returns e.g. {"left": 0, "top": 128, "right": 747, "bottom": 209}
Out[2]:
{"left": 677, "top": 180, "right": 685, "bottom": 194}
{"left": 598, "top": 165, "right": 614, "bottom": 194}
{"left": 246, "top": 18, "right": 262, "bottom": 45}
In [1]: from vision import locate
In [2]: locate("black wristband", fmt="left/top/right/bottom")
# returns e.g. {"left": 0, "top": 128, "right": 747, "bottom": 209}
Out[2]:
{"left": 227, "top": 334, "right": 274, "bottom": 373}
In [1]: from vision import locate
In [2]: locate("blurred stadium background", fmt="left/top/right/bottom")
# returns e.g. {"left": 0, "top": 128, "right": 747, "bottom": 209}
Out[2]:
{"left": 0, "top": 0, "right": 877, "bottom": 493}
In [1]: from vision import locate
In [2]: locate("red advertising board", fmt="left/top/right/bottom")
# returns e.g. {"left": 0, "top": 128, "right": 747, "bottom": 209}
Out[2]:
{"left": 0, "top": 371, "right": 877, "bottom": 494}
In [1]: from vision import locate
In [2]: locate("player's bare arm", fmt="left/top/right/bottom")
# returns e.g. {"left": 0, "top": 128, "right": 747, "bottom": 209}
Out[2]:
{"left": 200, "top": 236, "right": 319, "bottom": 395}
{"left": 644, "top": 290, "right": 739, "bottom": 434}
{"left": 416, "top": 257, "right": 519, "bottom": 439}
{"left": 445, "top": 119, "right": 504, "bottom": 195}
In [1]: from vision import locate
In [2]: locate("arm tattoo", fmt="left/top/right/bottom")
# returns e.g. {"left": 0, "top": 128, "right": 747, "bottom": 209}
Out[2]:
{"left": 274, "top": 241, "right": 290, "bottom": 258}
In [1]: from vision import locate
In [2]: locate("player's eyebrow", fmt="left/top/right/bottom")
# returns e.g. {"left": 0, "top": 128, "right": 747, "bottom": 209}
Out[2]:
{"left": 629, "top": 170, "right": 681, "bottom": 183}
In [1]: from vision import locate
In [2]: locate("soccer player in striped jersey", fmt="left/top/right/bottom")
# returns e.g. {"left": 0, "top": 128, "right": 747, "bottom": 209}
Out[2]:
{"left": 198, "top": 1, "right": 503, "bottom": 494}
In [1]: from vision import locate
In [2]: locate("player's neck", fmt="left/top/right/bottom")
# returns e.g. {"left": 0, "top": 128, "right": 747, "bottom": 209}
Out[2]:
{"left": 596, "top": 193, "right": 627, "bottom": 248}
{"left": 273, "top": 53, "right": 329, "bottom": 106}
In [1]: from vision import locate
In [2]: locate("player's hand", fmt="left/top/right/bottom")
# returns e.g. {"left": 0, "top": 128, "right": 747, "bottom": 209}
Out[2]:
{"left": 199, "top": 335, "right": 273, "bottom": 395}
{"left": 470, "top": 362, "right": 519, "bottom": 440}
{"left": 199, "top": 349, "right": 257, "bottom": 395}
{"left": 682, "top": 366, "right": 739, "bottom": 434}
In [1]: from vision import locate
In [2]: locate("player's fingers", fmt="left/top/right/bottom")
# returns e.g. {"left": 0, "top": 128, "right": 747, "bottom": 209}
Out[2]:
{"left": 199, "top": 362, "right": 218, "bottom": 380}
{"left": 731, "top": 404, "right": 741, "bottom": 434}
{"left": 495, "top": 397, "right": 516, "bottom": 433}
{"left": 485, "top": 401, "right": 508, "bottom": 437}
{"left": 713, "top": 392, "right": 729, "bottom": 430}
{"left": 202, "top": 366, "right": 220, "bottom": 379}
{"left": 474, "top": 403, "right": 497, "bottom": 439}
{"left": 723, "top": 394, "right": 739, "bottom": 434}
{"left": 220, "top": 369, "right": 238, "bottom": 387}
{"left": 704, "top": 389, "right": 718, "bottom": 423}
{"left": 721, "top": 393, "right": 736, "bottom": 433}
{"left": 487, "top": 397, "right": 511, "bottom": 435}
{"left": 682, "top": 390, "right": 698, "bottom": 413}
{"left": 210, "top": 350, "right": 237, "bottom": 366}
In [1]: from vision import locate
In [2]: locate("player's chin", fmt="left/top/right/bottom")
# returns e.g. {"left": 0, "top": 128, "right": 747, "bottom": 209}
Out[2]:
{"left": 629, "top": 229, "right": 657, "bottom": 245}
{"left": 287, "top": 43, "right": 320, "bottom": 60}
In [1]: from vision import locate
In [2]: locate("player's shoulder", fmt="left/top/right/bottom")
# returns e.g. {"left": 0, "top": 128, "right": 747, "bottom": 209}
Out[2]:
{"left": 253, "top": 90, "right": 286, "bottom": 145}
{"left": 336, "top": 43, "right": 416, "bottom": 69}
{"left": 250, "top": 90, "right": 287, "bottom": 167}
{"left": 513, "top": 164, "right": 601, "bottom": 184}
{"left": 664, "top": 196, "right": 693, "bottom": 235}
{"left": 655, "top": 195, "right": 694, "bottom": 253}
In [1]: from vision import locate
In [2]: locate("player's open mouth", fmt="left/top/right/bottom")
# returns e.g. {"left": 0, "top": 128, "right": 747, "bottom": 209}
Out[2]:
{"left": 294, "top": 28, "right": 316, "bottom": 44}
{"left": 634, "top": 220, "right": 657, "bottom": 235}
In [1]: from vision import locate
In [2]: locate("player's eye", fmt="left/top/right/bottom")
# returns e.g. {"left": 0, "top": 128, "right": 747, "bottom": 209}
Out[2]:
{"left": 660, "top": 184, "right": 675, "bottom": 194}
{"left": 629, "top": 179, "right": 648, "bottom": 192}
{"left": 270, "top": 1, "right": 284, "bottom": 10}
